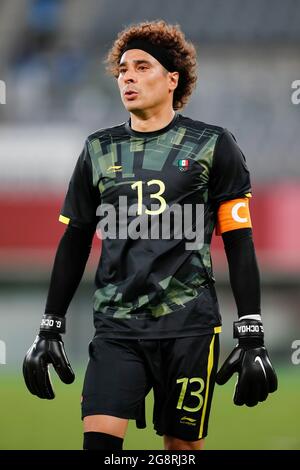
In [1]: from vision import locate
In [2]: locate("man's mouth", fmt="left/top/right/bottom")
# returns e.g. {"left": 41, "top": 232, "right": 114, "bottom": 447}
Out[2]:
{"left": 124, "top": 90, "right": 138, "bottom": 99}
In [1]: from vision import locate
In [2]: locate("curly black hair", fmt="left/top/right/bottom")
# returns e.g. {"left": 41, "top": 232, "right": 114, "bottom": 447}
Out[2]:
{"left": 105, "top": 20, "right": 198, "bottom": 110}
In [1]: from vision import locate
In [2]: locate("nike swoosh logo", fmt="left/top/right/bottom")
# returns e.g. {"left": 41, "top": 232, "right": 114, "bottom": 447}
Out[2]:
{"left": 254, "top": 356, "right": 267, "bottom": 378}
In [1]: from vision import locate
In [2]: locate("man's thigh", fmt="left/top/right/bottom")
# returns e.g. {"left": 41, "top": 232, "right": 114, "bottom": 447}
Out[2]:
{"left": 81, "top": 338, "right": 150, "bottom": 423}
{"left": 153, "top": 333, "right": 220, "bottom": 441}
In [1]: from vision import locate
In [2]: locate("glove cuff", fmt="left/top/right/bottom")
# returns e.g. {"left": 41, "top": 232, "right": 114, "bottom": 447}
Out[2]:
{"left": 233, "top": 318, "right": 264, "bottom": 340}
{"left": 40, "top": 314, "right": 66, "bottom": 334}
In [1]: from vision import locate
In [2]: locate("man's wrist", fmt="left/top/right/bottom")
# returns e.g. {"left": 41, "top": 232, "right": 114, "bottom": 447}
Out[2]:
{"left": 40, "top": 314, "right": 66, "bottom": 334}
{"left": 233, "top": 317, "right": 264, "bottom": 340}
{"left": 239, "top": 314, "right": 262, "bottom": 322}
{"left": 234, "top": 315, "right": 264, "bottom": 349}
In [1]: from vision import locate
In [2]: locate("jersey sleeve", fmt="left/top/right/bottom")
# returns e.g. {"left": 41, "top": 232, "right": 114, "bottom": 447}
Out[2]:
{"left": 209, "top": 129, "right": 252, "bottom": 204}
{"left": 59, "top": 140, "right": 99, "bottom": 229}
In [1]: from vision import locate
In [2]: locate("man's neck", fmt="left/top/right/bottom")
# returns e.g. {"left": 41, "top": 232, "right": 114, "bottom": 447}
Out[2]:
{"left": 130, "top": 108, "right": 175, "bottom": 133}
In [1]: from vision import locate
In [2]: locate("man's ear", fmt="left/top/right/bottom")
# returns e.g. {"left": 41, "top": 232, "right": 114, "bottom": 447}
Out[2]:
{"left": 168, "top": 71, "right": 179, "bottom": 91}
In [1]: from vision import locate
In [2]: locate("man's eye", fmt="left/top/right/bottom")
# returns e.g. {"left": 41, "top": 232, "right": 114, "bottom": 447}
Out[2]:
{"left": 138, "top": 65, "right": 148, "bottom": 71}
{"left": 119, "top": 69, "right": 126, "bottom": 74}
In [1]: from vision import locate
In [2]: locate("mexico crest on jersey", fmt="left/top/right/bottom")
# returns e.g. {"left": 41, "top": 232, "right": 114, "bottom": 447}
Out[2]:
{"left": 177, "top": 159, "right": 190, "bottom": 171}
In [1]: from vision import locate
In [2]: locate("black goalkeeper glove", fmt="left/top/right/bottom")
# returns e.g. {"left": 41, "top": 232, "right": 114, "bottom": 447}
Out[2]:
{"left": 23, "top": 315, "right": 75, "bottom": 399}
{"left": 216, "top": 315, "right": 278, "bottom": 407}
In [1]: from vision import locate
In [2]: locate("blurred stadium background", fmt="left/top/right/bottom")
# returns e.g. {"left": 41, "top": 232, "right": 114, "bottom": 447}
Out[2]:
{"left": 0, "top": 0, "right": 299, "bottom": 450}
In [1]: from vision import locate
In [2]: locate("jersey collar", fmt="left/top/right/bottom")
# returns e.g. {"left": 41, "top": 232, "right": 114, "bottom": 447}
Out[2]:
{"left": 125, "top": 113, "right": 179, "bottom": 138}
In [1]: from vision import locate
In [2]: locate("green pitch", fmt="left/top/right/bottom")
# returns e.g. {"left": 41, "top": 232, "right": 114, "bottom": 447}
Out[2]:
{"left": 1, "top": 367, "right": 299, "bottom": 450}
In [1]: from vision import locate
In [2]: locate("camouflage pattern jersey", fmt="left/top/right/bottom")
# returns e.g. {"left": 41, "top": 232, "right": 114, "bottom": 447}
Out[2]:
{"left": 60, "top": 113, "right": 251, "bottom": 339}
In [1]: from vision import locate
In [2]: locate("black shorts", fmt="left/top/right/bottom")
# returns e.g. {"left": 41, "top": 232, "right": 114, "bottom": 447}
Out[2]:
{"left": 81, "top": 333, "right": 220, "bottom": 441}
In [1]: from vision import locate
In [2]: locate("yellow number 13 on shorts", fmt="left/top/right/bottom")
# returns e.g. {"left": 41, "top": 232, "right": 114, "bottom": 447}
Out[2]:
{"left": 176, "top": 377, "right": 205, "bottom": 412}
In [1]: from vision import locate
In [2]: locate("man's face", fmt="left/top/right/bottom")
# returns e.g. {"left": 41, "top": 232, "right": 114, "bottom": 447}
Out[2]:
{"left": 117, "top": 49, "right": 178, "bottom": 114}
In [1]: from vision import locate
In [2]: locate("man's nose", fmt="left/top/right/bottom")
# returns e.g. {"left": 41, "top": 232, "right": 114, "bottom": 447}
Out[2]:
{"left": 123, "top": 70, "right": 136, "bottom": 83}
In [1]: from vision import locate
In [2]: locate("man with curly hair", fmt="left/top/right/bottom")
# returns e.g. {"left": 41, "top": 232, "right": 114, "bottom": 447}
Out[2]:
{"left": 23, "top": 20, "right": 277, "bottom": 450}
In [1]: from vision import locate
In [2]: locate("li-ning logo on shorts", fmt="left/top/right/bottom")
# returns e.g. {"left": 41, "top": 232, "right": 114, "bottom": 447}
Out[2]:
{"left": 177, "top": 159, "right": 190, "bottom": 171}
{"left": 180, "top": 416, "right": 197, "bottom": 426}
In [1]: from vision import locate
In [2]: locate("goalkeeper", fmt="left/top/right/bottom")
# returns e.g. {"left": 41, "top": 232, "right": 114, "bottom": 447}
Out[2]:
{"left": 23, "top": 20, "right": 277, "bottom": 450}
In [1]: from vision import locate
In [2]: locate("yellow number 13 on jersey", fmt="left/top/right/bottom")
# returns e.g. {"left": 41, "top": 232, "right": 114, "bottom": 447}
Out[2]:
{"left": 131, "top": 179, "right": 167, "bottom": 215}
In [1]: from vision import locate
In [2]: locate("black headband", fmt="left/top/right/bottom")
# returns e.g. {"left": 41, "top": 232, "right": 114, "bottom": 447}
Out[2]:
{"left": 121, "top": 39, "right": 175, "bottom": 72}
